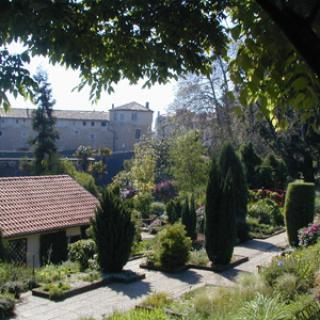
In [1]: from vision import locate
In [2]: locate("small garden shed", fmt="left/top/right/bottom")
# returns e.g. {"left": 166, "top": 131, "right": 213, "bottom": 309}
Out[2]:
{"left": 0, "top": 175, "right": 98, "bottom": 267}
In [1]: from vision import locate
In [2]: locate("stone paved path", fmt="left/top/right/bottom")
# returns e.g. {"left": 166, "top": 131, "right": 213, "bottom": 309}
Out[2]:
{"left": 12, "top": 232, "right": 288, "bottom": 320}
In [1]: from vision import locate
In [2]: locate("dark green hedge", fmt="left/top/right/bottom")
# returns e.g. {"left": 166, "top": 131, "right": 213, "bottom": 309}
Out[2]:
{"left": 285, "top": 181, "right": 315, "bottom": 246}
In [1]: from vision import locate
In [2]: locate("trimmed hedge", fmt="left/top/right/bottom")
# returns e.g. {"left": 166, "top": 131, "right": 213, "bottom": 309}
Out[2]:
{"left": 285, "top": 181, "right": 315, "bottom": 246}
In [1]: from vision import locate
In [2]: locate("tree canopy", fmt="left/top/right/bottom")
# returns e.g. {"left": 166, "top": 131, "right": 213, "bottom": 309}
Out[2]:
{"left": 1, "top": 0, "right": 320, "bottom": 125}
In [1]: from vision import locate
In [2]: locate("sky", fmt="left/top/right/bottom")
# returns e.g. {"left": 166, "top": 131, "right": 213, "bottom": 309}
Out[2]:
{"left": 9, "top": 53, "right": 177, "bottom": 117}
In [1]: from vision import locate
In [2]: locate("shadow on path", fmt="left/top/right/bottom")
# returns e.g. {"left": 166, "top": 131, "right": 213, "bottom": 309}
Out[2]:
{"left": 108, "top": 280, "right": 152, "bottom": 299}
{"left": 220, "top": 268, "right": 251, "bottom": 283}
{"left": 162, "top": 269, "right": 202, "bottom": 285}
{"left": 239, "top": 239, "right": 280, "bottom": 253}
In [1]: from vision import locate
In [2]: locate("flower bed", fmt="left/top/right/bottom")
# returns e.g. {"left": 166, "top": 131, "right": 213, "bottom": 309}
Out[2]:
{"left": 32, "top": 270, "right": 145, "bottom": 301}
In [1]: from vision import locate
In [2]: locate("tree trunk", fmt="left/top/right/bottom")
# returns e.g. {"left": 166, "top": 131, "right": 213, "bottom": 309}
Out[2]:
{"left": 256, "top": 0, "right": 320, "bottom": 79}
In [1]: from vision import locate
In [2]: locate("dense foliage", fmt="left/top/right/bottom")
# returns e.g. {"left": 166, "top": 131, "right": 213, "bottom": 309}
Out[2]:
{"left": 92, "top": 190, "right": 135, "bottom": 273}
{"left": 205, "top": 146, "right": 237, "bottom": 265}
{"left": 181, "top": 195, "right": 197, "bottom": 241}
{"left": 285, "top": 181, "right": 315, "bottom": 246}
{"left": 149, "top": 223, "right": 191, "bottom": 271}
{"left": 68, "top": 239, "right": 96, "bottom": 271}
{"left": 31, "top": 70, "right": 59, "bottom": 174}
{"left": 165, "top": 198, "right": 182, "bottom": 225}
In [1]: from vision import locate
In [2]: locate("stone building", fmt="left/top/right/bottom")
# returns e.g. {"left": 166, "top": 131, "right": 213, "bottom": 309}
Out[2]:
{"left": 0, "top": 101, "right": 153, "bottom": 153}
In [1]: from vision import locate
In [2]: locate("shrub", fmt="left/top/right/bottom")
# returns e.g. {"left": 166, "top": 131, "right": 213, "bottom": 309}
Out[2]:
{"left": 235, "top": 293, "right": 290, "bottom": 320}
{"left": 92, "top": 190, "right": 135, "bottom": 273}
{"left": 151, "top": 223, "right": 191, "bottom": 271}
{"left": 181, "top": 196, "right": 197, "bottom": 241}
{"left": 298, "top": 223, "right": 320, "bottom": 247}
{"left": 106, "top": 309, "right": 169, "bottom": 320}
{"left": 274, "top": 273, "right": 299, "bottom": 301}
{"left": 0, "top": 232, "right": 6, "bottom": 262}
{"left": 206, "top": 144, "right": 241, "bottom": 265}
{"left": 165, "top": 198, "right": 182, "bottom": 224}
{"left": 284, "top": 181, "right": 315, "bottom": 246}
{"left": 248, "top": 198, "right": 283, "bottom": 226}
{"left": 133, "top": 192, "right": 153, "bottom": 219}
{"left": 141, "top": 292, "right": 172, "bottom": 308}
{"left": 154, "top": 180, "right": 177, "bottom": 201}
{"left": 68, "top": 239, "right": 96, "bottom": 271}
{"left": 240, "top": 142, "right": 262, "bottom": 189}
{"left": 263, "top": 154, "right": 288, "bottom": 189}
{"left": 0, "top": 295, "right": 15, "bottom": 319}
{"left": 188, "top": 249, "right": 209, "bottom": 266}
{"left": 150, "top": 202, "right": 166, "bottom": 216}
{"left": 257, "top": 165, "right": 274, "bottom": 189}
{"left": 0, "top": 281, "right": 23, "bottom": 299}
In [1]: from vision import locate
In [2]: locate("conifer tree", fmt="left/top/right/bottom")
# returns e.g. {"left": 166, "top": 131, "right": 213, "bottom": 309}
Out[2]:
{"left": 189, "top": 194, "right": 197, "bottom": 241}
{"left": 181, "top": 195, "right": 197, "bottom": 241}
{"left": 92, "top": 190, "right": 135, "bottom": 272}
{"left": 31, "top": 70, "right": 59, "bottom": 174}
{"left": 205, "top": 144, "right": 245, "bottom": 265}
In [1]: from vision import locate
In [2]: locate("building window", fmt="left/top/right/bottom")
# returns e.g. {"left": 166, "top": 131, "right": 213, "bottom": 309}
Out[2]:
{"left": 135, "top": 128, "right": 141, "bottom": 140}
{"left": 0, "top": 131, "right": 2, "bottom": 136}
{"left": 91, "top": 121, "right": 95, "bottom": 126}
{"left": 120, "top": 113, "right": 125, "bottom": 121}
{"left": 16, "top": 119, "right": 19, "bottom": 124}
{"left": 101, "top": 121, "right": 107, "bottom": 127}
{"left": 90, "top": 134, "right": 95, "bottom": 140}
{"left": 74, "top": 130, "right": 79, "bottom": 135}
{"left": 8, "top": 238, "right": 27, "bottom": 264}
{"left": 83, "top": 121, "right": 87, "bottom": 126}
{"left": 131, "top": 113, "right": 138, "bottom": 121}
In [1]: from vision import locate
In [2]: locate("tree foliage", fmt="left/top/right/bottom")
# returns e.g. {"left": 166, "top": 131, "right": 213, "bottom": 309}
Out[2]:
{"left": 92, "top": 190, "right": 135, "bottom": 273}
{"left": 31, "top": 70, "right": 59, "bottom": 174}
{"left": 169, "top": 131, "right": 209, "bottom": 195}
{"left": 181, "top": 196, "right": 197, "bottom": 241}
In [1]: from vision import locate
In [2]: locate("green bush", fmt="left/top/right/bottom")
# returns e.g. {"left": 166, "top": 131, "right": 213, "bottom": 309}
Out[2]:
{"left": 165, "top": 198, "right": 182, "bottom": 224}
{"left": 248, "top": 198, "right": 283, "bottom": 226}
{"left": 188, "top": 249, "right": 209, "bottom": 266}
{"left": 0, "top": 295, "right": 15, "bottom": 319}
{"left": 151, "top": 223, "right": 191, "bottom": 271}
{"left": 181, "top": 196, "right": 197, "bottom": 241}
{"left": 284, "top": 181, "right": 315, "bottom": 246}
{"left": 105, "top": 309, "right": 169, "bottom": 320}
{"left": 133, "top": 192, "right": 153, "bottom": 219}
{"left": 140, "top": 292, "right": 172, "bottom": 308}
{"left": 150, "top": 202, "right": 166, "bottom": 216}
{"left": 92, "top": 190, "right": 135, "bottom": 272}
{"left": 68, "top": 239, "right": 96, "bottom": 271}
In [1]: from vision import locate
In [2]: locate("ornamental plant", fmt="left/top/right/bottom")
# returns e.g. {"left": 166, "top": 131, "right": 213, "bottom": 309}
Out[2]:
{"left": 298, "top": 224, "right": 320, "bottom": 247}
{"left": 68, "top": 239, "right": 96, "bottom": 271}
{"left": 92, "top": 190, "right": 135, "bottom": 273}
{"left": 284, "top": 181, "right": 315, "bottom": 246}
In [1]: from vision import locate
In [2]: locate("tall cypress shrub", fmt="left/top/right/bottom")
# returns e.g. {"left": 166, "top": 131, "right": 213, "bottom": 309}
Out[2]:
{"left": 166, "top": 198, "right": 181, "bottom": 224}
{"left": 92, "top": 190, "right": 135, "bottom": 272}
{"left": 240, "top": 143, "right": 261, "bottom": 188}
{"left": 285, "top": 181, "right": 315, "bottom": 246}
{"left": 190, "top": 194, "right": 197, "bottom": 240}
{"left": 181, "top": 196, "right": 192, "bottom": 239}
{"left": 220, "top": 144, "right": 248, "bottom": 242}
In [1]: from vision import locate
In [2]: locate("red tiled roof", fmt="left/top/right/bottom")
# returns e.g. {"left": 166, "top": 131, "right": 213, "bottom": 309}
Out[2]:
{"left": 0, "top": 175, "right": 99, "bottom": 238}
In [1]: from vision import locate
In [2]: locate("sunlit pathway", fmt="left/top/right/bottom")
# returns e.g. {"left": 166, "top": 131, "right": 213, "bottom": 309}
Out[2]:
{"left": 13, "top": 232, "right": 288, "bottom": 320}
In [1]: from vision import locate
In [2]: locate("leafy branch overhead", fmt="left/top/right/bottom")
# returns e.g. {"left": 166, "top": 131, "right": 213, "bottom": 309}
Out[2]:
{"left": 1, "top": 0, "right": 320, "bottom": 125}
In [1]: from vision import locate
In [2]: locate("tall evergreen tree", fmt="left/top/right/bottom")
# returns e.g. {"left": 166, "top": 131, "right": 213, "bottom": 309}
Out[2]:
{"left": 181, "top": 195, "right": 197, "bottom": 241}
{"left": 92, "top": 190, "right": 135, "bottom": 273}
{"left": 31, "top": 70, "right": 59, "bottom": 174}
{"left": 205, "top": 144, "right": 246, "bottom": 265}
{"left": 240, "top": 143, "right": 261, "bottom": 189}
{"left": 220, "top": 144, "right": 248, "bottom": 241}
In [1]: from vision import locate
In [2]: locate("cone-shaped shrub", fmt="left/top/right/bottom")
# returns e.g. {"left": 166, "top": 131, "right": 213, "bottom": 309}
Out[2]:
{"left": 285, "top": 181, "right": 315, "bottom": 246}
{"left": 181, "top": 196, "right": 197, "bottom": 241}
{"left": 190, "top": 194, "right": 197, "bottom": 241}
{"left": 220, "top": 144, "right": 248, "bottom": 242}
{"left": 92, "top": 190, "right": 135, "bottom": 272}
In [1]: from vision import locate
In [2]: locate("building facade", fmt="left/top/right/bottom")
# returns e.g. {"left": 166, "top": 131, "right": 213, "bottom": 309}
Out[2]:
{"left": 0, "top": 101, "right": 153, "bottom": 153}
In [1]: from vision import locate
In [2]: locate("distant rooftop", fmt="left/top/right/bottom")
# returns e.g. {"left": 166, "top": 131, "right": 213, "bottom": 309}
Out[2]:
{"left": 111, "top": 101, "right": 153, "bottom": 112}
{"left": 0, "top": 108, "right": 110, "bottom": 121}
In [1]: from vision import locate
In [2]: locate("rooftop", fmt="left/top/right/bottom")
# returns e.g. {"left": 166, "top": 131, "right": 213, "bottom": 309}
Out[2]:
{"left": 0, "top": 108, "right": 110, "bottom": 121}
{"left": 0, "top": 175, "right": 99, "bottom": 237}
{"left": 111, "top": 101, "right": 153, "bottom": 112}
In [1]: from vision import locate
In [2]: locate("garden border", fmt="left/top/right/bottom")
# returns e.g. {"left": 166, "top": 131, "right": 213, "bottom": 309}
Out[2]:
{"left": 139, "top": 255, "right": 249, "bottom": 273}
{"left": 32, "top": 271, "right": 145, "bottom": 301}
